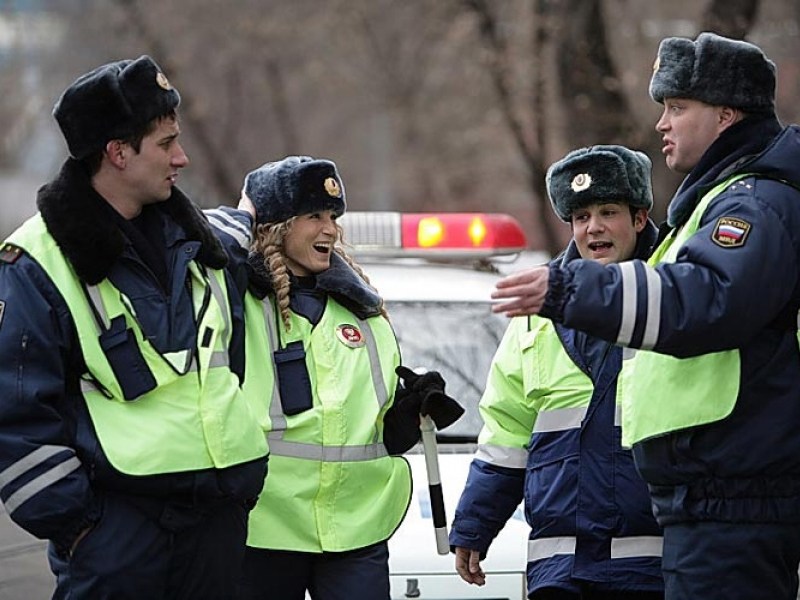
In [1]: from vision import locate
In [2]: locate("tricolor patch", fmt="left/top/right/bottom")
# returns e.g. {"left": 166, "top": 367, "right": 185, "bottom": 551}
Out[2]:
{"left": 711, "top": 217, "right": 751, "bottom": 248}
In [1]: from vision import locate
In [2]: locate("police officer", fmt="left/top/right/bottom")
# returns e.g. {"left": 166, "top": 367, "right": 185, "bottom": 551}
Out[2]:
{"left": 0, "top": 56, "right": 268, "bottom": 599}
{"left": 491, "top": 34, "right": 800, "bottom": 600}
{"left": 450, "top": 146, "right": 664, "bottom": 599}
{"left": 237, "top": 156, "right": 462, "bottom": 600}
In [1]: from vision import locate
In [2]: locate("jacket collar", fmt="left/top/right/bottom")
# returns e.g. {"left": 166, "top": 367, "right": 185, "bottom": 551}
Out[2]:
{"left": 37, "top": 158, "right": 227, "bottom": 284}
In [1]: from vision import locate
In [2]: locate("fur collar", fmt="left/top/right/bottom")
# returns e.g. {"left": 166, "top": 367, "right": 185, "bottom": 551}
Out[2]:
{"left": 247, "top": 250, "right": 383, "bottom": 319}
{"left": 37, "top": 158, "right": 227, "bottom": 284}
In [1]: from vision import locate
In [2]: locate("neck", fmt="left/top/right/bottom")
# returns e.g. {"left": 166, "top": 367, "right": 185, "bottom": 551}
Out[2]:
{"left": 91, "top": 168, "right": 142, "bottom": 220}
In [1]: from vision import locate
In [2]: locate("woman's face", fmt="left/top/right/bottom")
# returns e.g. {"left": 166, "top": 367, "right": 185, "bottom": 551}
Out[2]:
{"left": 282, "top": 210, "right": 339, "bottom": 276}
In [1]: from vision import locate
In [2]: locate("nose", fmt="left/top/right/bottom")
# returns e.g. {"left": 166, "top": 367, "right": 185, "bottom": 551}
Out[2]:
{"left": 321, "top": 214, "right": 337, "bottom": 233}
{"left": 655, "top": 108, "right": 669, "bottom": 133}
{"left": 172, "top": 142, "right": 190, "bottom": 168}
{"left": 587, "top": 215, "right": 605, "bottom": 233}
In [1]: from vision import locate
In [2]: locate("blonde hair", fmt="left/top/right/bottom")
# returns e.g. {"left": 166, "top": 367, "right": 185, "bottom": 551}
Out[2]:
{"left": 252, "top": 219, "right": 388, "bottom": 331}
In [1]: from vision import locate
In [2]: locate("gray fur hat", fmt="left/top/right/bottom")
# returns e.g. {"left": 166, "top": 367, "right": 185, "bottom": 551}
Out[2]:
{"left": 53, "top": 55, "right": 181, "bottom": 160}
{"left": 546, "top": 145, "right": 653, "bottom": 222}
{"left": 243, "top": 156, "right": 346, "bottom": 225}
{"left": 649, "top": 32, "right": 776, "bottom": 113}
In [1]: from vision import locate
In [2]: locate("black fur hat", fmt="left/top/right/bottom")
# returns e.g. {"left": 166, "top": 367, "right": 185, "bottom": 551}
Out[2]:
{"left": 649, "top": 32, "right": 776, "bottom": 114}
{"left": 53, "top": 55, "right": 181, "bottom": 160}
{"left": 243, "top": 156, "right": 346, "bottom": 225}
{"left": 546, "top": 145, "right": 653, "bottom": 222}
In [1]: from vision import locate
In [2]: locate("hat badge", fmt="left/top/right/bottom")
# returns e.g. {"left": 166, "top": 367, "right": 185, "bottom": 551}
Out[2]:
{"left": 324, "top": 177, "right": 341, "bottom": 198}
{"left": 156, "top": 71, "right": 172, "bottom": 91}
{"left": 571, "top": 173, "right": 592, "bottom": 192}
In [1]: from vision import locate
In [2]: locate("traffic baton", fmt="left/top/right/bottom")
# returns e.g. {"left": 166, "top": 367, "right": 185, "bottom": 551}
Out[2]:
{"left": 420, "top": 414, "right": 449, "bottom": 555}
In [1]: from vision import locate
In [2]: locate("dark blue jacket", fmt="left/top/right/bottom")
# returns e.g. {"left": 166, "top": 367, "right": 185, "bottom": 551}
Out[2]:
{"left": 450, "top": 223, "right": 663, "bottom": 595}
{"left": 0, "top": 159, "right": 267, "bottom": 555}
{"left": 542, "top": 116, "right": 800, "bottom": 526}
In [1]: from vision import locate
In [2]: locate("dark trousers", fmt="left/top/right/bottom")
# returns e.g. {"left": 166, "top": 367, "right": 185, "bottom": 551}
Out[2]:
{"left": 241, "top": 541, "right": 390, "bottom": 600}
{"left": 532, "top": 587, "right": 663, "bottom": 599}
{"left": 661, "top": 521, "right": 800, "bottom": 600}
{"left": 48, "top": 491, "right": 249, "bottom": 600}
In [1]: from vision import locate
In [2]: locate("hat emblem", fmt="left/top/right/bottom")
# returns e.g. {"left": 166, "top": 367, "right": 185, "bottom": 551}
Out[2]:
{"left": 571, "top": 173, "right": 592, "bottom": 192}
{"left": 324, "top": 177, "right": 341, "bottom": 198}
{"left": 156, "top": 71, "right": 172, "bottom": 91}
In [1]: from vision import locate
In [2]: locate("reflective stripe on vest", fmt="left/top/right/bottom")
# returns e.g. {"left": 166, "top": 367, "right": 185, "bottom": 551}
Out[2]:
{"left": 528, "top": 535, "right": 663, "bottom": 562}
{"left": 478, "top": 317, "right": 599, "bottom": 459}
{"left": 7, "top": 213, "right": 267, "bottom": 475}
{"left": 243, "top": 291, "right": 411, "bottom": 552}
{"left": 618, "top": 176, "right": 748, "bottom": 446}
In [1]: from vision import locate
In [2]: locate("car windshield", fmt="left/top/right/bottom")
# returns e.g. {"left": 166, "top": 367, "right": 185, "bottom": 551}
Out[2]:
{"left": 385, "top": 300, "right": 508, "bottom": 441}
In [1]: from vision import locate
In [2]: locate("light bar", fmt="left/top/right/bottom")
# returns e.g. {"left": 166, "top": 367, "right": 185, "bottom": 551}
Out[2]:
{"left": 338, "top": 212, "right": 527, "bottom": 259}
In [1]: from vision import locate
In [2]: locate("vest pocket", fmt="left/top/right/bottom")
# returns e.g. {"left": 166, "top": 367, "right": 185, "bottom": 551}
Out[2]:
{"left": 98, "top": 315, "right": 157, "bottom": 401}
{"left": 274, "top": 341, "right": 313, "bottom": 415}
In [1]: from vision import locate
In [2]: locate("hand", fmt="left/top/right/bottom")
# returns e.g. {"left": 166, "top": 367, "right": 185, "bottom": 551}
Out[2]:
{"left": 454, "top": 546, "right": 485, "bottom": 586}
{"left": 490, "top": 265, "right": 549, "bottom": 317}
{"left": 237, "top": 193, "right": 256, "bottom": 221}
{"left": 395, "top": 366, "right": 464, "bottom": 429}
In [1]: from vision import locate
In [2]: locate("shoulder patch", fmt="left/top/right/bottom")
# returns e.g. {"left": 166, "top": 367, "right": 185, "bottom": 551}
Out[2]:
{"left": 711, "top": 217, "right": 751, "bottom": 248}
{"left": 0, "top": 243, "right": 22, "bottom": 264}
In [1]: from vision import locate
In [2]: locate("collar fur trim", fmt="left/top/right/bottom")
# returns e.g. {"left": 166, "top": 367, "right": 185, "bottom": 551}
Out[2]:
{"left": 37, "top": 158, "right": 227, "bottom": 284}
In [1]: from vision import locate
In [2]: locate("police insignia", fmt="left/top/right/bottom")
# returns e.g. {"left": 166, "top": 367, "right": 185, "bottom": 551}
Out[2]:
{"left": 335, "top": 323, "right": 365, "bottom": 348}
{"left": 0, "top": 244, "right": 21, "bottom": 264}
{"left": 324, "top": 177, "right": 341, "bottom": 198}
{"left": 156, "top": 71, "right": 172, "bottom": 91}
{"left": 711, "top": 216, "right": 751, "bottom": 248}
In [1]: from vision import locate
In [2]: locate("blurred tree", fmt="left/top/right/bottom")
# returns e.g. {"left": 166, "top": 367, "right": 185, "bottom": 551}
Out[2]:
{"left": 3, "top": 0, "right": 799, "bottom": 252}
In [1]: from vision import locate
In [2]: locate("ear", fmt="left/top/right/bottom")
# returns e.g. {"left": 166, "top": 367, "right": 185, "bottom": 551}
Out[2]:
{"left": 718, "top": 106, "right": 743, "bottom": 130}
{"left": 633, "top": 208, "right": 648, "bottom": 232}
{"left": 105, "top": 140, "right": 127, "bottom": 169}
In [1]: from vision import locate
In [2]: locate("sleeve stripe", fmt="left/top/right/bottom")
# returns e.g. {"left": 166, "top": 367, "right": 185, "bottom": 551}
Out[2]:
{"left": 617, "top": 262, "right": 637, "bottom": 346}
{"left": 3, "top": 457, "right": 81, "bottom": 514}
{"left": 205, "top": 210, "right": 251, "bottom": 249}
{"left": 474, "top": 444, "right": 527, "bottom": 469}
{"left": 640, "top": 265, "right": 662, "bottom": 350}
{"left": 0, "top": 445, "right": 71, "bottom": 489}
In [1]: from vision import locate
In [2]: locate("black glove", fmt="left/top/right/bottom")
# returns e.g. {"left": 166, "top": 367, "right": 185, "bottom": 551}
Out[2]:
{"left": 395, "top": 365, "right": 465, "bottom": 429}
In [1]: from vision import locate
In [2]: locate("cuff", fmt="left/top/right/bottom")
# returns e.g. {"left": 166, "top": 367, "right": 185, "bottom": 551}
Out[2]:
{"left": 540, "top": 263, "right": 571, "bottom": 322}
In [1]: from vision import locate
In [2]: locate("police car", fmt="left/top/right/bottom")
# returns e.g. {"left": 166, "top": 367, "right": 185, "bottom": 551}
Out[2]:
{"left": 338, "top": 212, "right": 548, "bottom": 600}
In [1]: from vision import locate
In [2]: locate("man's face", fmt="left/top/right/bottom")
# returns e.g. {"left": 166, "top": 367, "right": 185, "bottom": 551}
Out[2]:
{"left": 571, "top": 203, "right": 647, "bottom": 265}
{"left": 283, "top": 210, "right": 338, "bottom": 276}
{"left": 121, "top": 115, "right": 189, "bottom": 207}
{"left": 655, "top": 98, "right": 727, "bottom": 173}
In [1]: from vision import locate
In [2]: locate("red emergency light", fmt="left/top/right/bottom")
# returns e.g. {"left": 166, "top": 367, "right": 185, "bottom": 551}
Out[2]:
{"left": 339, "top": 212, "right": 528, "bottom": 259}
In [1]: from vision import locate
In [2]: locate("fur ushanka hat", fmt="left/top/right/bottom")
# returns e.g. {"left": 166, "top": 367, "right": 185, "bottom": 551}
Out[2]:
{"left": 649, "top": 32, "right": 776, "bottom": 114}
{"left": 243, "top": 156, "right": 346, "bottom": 225}
{"left": 546, "top": 145, "right": 653, "bottom": 222}
{"left": 53, "top": 55, "right": 181, "bottom": 160}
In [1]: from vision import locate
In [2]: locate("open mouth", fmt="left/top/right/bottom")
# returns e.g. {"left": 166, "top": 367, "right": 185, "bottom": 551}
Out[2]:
{"left": 588, "top": 241, "right": 612, "bottom": 252}
{"left": 313, "top": 242, "right": 332, "bottom": 254}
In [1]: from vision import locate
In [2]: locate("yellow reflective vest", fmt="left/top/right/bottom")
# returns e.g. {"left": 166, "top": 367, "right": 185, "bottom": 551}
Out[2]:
{"left": 619, "top": 176, "right": 749, "bottom": 446}
{"left": 7, "top": 214, "right": 268, "bottom": 475}
{"left": 243, "top": 292, "right": 411, "bottom": 552}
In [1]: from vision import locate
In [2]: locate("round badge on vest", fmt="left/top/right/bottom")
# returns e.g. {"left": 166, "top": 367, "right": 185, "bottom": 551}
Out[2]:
{"left": 335, "top": 324, "right": 365, "bottom": 348}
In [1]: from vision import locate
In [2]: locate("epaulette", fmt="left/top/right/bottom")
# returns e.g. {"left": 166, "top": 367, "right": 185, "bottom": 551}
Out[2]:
{"left": 0, "top": 243, "right": 23, "bottom": 264}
